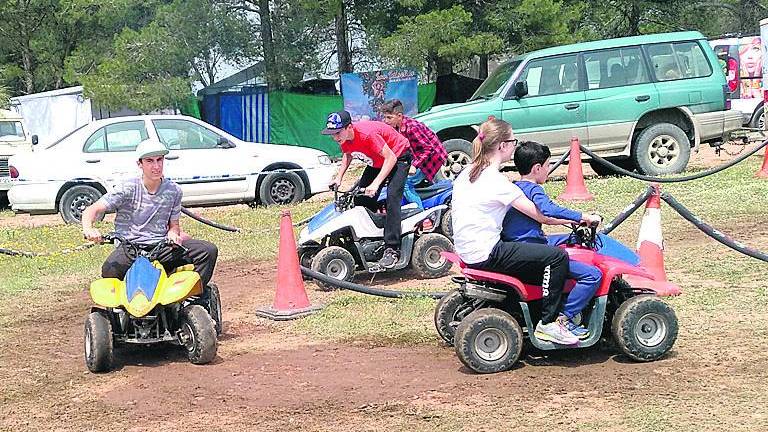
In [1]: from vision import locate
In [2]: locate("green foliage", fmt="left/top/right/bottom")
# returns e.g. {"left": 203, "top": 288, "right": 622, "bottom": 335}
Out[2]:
{"left": 489, "top": 0, "right": 584, "bottom": 54}
{"left": 79, "top": 0, "right": 257, "bottom": 112}
{"left": 380, "top": 5, "right": 503, "bottom": 77}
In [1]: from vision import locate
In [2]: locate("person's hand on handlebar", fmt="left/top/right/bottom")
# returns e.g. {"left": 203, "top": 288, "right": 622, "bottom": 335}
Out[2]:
{"left": 364, "top": 182, "right": 380, "bottom": 197}
{"left": 581, "top": 213, "right": 602, "bottom": 226}
{"left": 328, "top": 178, "right": 341, "bottom": 191}
{"left": 83, "top": 227, "right": 103, "bottom": 244}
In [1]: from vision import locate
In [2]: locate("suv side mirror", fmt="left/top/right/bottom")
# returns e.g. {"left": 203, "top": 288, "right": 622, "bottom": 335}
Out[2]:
{"left": 217, "top": 137, "right": 235, "bottom": 148}
{"left": 31, "top": 134, "right": 38, "bottom": 145}
{"left": 514, "top": 81, "right": 529, "bottom": 99}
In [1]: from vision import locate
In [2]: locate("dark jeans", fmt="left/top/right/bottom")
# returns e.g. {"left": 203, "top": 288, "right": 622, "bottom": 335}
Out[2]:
{"left": 354, "top": 152, "right": 412, "bottom": 250}
{"left": 470, "top": 240, "right": 569, "bottom": 324}
{"left": 102, "top": 239, "right": 219, "bottom": 286}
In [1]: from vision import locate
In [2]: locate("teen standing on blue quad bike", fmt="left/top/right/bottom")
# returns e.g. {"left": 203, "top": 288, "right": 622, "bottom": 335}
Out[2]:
{"left": 322, "top": 110, "right": 411, "bottom": 269}
{"left": 379, "top": 99, "right": 448, "bottom": 211}
{"left": 81, "top": 139, "right": 220, "bottom": 372}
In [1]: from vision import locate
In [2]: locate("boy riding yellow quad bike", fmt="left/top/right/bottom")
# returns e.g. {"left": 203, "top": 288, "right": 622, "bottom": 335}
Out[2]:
{"left": 80, "top": 139, "right": 221, "bottom": 372}
{"left": 85, "top": 233, "right": 221, "bottom": 372}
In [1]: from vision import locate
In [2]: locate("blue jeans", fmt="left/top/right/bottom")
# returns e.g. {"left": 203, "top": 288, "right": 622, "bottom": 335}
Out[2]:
{"left": 547, "top": 235, "right": 602, "bottom": 319}
{"left": 403, "top": 168, "right": 426, "bottom": 209}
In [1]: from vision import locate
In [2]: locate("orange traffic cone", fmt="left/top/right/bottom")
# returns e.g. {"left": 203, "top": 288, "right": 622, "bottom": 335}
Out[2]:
{"left": 255, "top": 210, "right": 322, "bottom": 321}
{"left": 756, "top": 145, "right": 768, "bottom": 178}
{"left": 635, "top": 184, "right": 667, "bottom": 281}
{"left": 624, "top": 184, "right": 681, "bottom": 296}
{"left": 557, "top": 137, "right": 594, "bottom": 201}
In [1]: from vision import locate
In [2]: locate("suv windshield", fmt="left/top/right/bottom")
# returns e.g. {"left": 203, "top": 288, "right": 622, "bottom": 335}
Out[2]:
{"left": 0, "top": 120, "right": 25, "bottom": 141}
{"left": 469, "top": 60, "right": 521, "bottom": 101}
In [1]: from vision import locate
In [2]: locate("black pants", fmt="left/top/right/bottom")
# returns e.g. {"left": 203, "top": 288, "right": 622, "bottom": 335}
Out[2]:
{"left": 355, "top": 153, "right": 412, "bottom": 250}
{"left": 470, "top": 240, "right": 569, "bottom": 324}
{"left": 102, "top": 239, "right": 219, "bottom": 286}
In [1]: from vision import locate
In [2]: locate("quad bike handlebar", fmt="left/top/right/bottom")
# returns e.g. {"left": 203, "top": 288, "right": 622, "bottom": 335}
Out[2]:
{"left": 102, "top": 232, "right": 189, "bottom": 261}
{"left": 333, "top": 185, "right": 366, "bottom": 212}
{"left": 566, "top": 216, "right": 604, "bottom": 250}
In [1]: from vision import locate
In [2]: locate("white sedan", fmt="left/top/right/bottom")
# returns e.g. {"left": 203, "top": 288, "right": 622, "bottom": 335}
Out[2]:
{"left": 8, "top": 115, "right": 337, "bottom": 223}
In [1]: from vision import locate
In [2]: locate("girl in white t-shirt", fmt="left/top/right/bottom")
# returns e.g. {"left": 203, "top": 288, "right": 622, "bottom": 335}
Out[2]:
{"left": 452, "top": 118, "right": 578, "bottom": 345}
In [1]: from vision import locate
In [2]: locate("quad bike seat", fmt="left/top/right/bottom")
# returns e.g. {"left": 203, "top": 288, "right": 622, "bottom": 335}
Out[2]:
{"left": 442, "top": 251, "right": 545, "bottom": 301}
{"left": 365, "top": 207, "right": 424, "bottom": 229}
{"left": 414, "top": 180, "right": 452, "bottom": 200}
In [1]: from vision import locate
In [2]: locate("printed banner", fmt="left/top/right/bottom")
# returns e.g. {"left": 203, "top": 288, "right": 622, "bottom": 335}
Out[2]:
{"left": 710, "top": 37, "right": 763, "bottom": 99}
{"left": 340, "top": 69, "right": 418, "bottom": 121}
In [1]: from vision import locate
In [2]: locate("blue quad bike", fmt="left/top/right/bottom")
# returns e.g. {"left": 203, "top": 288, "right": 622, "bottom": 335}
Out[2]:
{"left": 297, "top": 181, "right": 454, "bottom": 289}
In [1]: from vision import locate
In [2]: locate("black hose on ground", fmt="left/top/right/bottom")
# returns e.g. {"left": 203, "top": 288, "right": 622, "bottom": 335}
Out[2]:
{"left": 181, "top": 207, "right": 313, "bottom": 233}
{"left": 300, "top": 266, "right": 447, "bottom": 299}
{"left": 660, "top": 193, "right": 768, "bottom": 263}
{"left": 548, "top": 148, "right": 571, "bottom": 175}
{"left": 0, "top": 243, "right": 95, "bottom": 257}
{"left": 600, "top": 186, "right": 654, "bottom": 235}
{"left": 580, "top": 139, "right": 768, "bottom": 183}
{"left": 181, "top": 207, "right": 241, "bottom": 232}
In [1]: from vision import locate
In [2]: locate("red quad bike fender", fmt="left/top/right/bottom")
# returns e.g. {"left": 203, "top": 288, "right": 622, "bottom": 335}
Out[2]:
{"left": 564, "top": 246, "right": 682, "bottom": 297}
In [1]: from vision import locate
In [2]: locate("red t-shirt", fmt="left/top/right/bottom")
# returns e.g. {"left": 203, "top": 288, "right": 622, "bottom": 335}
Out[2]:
{"left": 340, "top": 121, "right": 409, "bottom": 168}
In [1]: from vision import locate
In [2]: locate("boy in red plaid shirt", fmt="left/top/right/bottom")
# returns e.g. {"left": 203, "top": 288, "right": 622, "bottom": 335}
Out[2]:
{"left": 380, "top": 99, "right": 448, "bottom": 209}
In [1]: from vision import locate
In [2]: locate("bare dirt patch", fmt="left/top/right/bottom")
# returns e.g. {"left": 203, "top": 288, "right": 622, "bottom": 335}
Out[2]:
{"left": 3, "top": 224, "right": 768, "bottom": 432}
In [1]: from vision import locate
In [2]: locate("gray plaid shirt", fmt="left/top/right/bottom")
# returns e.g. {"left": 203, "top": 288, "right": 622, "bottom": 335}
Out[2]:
{"left": 100, "top": 177, "right": 182, "bottom": 245}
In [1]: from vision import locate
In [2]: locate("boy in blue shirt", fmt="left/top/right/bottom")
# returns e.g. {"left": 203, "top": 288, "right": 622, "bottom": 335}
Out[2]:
{"left": 502, "top": 141, "right": 602, "bottom": 339}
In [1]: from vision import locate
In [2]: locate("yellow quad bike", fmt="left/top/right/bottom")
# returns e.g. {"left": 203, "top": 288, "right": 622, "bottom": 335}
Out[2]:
{"left": 84, "top": 233, "right": 221, "bottom": 373}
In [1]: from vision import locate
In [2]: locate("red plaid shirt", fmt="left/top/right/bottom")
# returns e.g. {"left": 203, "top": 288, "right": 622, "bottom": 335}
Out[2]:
{"left": 397, "top": 116, "right": 447, "bottom": 181}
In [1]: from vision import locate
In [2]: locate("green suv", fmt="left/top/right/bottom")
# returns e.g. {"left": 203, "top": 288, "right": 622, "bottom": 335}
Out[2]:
{"left": 417, "top": 31, "right": 743, "bottom": 177}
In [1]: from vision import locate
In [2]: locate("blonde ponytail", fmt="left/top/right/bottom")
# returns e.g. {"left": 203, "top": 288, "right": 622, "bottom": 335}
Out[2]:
{"left": 468, "top": 118, "right": 513, "bottom": 183}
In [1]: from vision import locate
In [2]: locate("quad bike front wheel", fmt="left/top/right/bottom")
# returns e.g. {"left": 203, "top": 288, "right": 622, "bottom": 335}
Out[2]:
{"left": 454, "top": 308, "right": 523, "bottom": 374}
{"left": 434, "top": 288, "right": 474, "bottom": 346}
{"left": 411, "top": 233, "right": 453, "bottom": 278}
{"left": 179, "top": 305, "right": 218, "bottom": 365}
{"left": 611, "top": 295, "right": 678, "bottom": 362}
{"left": 310, "top": 246, "right": 356, "bottom": 290}
{"left": 84, "top": 311, "right": 114, "bottom": 373}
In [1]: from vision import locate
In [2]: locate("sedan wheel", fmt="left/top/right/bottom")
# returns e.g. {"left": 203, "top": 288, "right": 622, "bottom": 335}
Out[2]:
{"left": 258, "top": 171, "right": 306, "bottom": 206}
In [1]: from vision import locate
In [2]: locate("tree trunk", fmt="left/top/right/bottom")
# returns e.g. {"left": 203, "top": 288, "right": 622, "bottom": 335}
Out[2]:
{"left": 335, "top": 0, "right": 352, "bottom": 75}
{"left": 258, "top": 0, "right": 276, "bottom": 87}
{"left": 479, "top": 54, "right": 488, "bottom": 80}
{"left": 626, "top": 2, "right": 641, "bottom": 36}
{"left": 436, "top": 57, "right": 453, "bottom": 77}
{"left": 20, "top": 40, "right": 34, "bottom": 94}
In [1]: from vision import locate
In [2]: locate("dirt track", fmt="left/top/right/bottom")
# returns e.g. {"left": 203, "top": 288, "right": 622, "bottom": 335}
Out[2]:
{"left": 3, "top": 229, "right": 768, "bottom": 432}
{"left": 2, "top": 143, "right": 768, "bottom": 430}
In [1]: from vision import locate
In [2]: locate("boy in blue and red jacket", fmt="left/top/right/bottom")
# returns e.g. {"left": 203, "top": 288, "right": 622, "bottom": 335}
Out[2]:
{"left": 501, "top": 141, "right": 602, "bottom": 339}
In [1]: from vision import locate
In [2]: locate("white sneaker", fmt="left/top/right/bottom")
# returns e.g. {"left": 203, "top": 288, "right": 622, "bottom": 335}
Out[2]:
{"left": 534, "top": 316, "right": 579, "bottom": 345}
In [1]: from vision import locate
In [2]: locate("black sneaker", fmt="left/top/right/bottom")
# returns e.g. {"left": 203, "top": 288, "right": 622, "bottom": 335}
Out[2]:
{"left": 379, "top": 248, "right": 400, "bottom": 269}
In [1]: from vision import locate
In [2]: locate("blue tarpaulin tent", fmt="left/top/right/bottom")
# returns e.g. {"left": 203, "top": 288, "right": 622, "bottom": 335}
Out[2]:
{"left": 203, "top": 87, "right": 270, "bottom": 143}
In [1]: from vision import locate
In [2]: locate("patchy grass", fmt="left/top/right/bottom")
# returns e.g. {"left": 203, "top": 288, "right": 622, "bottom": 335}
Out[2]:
{"left": 0, "top": 201, "right": 325, "bottom": 298}
{"left": 290, "top": 294, "right": 437, "bottom": 345}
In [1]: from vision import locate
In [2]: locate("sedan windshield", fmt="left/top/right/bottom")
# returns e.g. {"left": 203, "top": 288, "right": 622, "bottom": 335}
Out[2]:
{"left": 469, "top": 60, "right": 521, "bottom": 101}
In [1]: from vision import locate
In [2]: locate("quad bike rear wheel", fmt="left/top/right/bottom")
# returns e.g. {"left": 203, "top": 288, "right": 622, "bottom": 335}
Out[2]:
{"left": 611, "top": 295, "right": 678, "bottom": 362}
{"left": 454, "top": 308, "right": 523, "bottom": 374}
{"left": 179, "top": 305, "right": 218, "bottom": 365}
{"left": 434, "top": 288, "right": 474, "bottom": 346}
{"left": 206, "top": 283, "right": 223, "bottom": 336}
{"left": 440, "top": 209, "right": 453, "bottom": 238}
{"left": 84, "top": 311, "right": 114, "bottom": 373}
{"left": 411, "top": 233, "right": 453, "bottom": 278}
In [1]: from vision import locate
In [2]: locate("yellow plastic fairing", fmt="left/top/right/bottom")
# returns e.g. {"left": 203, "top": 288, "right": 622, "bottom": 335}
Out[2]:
{"left": 159, "top": 271, "right": 202, "bottom": 305}
{"left": 89, "top": 278, "right": 123, "bottom": 308}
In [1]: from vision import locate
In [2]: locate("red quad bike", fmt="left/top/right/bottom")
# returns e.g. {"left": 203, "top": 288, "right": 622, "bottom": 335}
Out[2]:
{"left": 435, "top": 222, "right": 681, "bottom": 374}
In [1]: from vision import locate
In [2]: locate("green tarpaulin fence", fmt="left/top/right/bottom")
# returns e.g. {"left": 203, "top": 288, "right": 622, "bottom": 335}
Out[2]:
{"left": 268, "top": 83, "right": 437, "bottom": 157}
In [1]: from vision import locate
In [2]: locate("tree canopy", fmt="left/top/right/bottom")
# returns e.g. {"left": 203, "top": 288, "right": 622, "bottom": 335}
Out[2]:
{"left": 0, "top": 0, "right": 766, "bottom": 112}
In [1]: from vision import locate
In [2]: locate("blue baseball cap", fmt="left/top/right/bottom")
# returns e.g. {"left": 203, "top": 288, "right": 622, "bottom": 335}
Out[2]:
{"left": 321, "top": 110, "right": 352, "bottom": 135}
